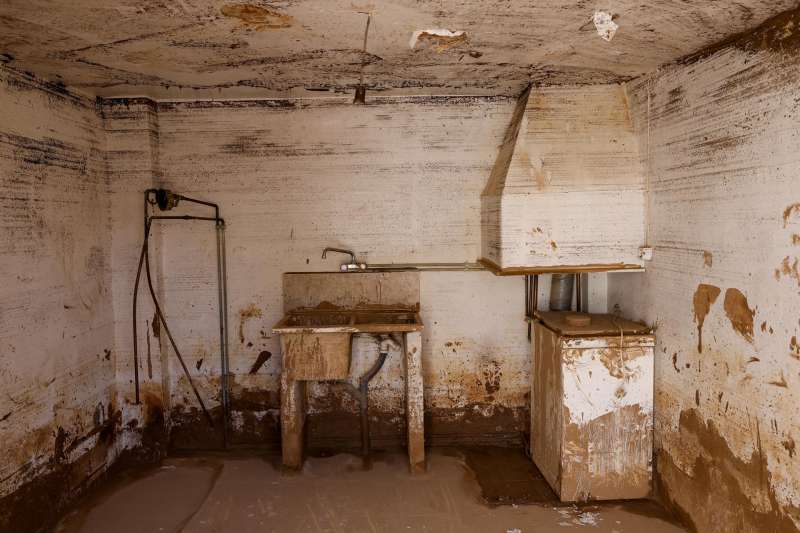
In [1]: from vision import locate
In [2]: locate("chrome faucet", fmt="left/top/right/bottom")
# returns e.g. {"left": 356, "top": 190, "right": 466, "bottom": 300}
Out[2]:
{"left": 321, "top": 247, "right": 367, "bottom": 272}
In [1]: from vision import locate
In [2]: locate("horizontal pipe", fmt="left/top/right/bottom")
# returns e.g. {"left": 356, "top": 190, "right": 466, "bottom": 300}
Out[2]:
{"left": 364, "top": 262, "right": 485, "bottom": 272}
{"left": 178, "top": 194, "right": 220, "bottom": 220}
{"left": 149, "top": 215, "right": 225, "bottom": 224}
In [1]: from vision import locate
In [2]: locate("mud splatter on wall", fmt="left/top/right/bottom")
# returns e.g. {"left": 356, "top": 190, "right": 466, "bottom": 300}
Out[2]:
{"left": 0, "top": 66, "right": 117, "bottom": 531}
{"left": 692, "top": 284, "right": 721, "bottom": 353}
{"left": 609, "top": 10, "right": 800, "bottom": 531}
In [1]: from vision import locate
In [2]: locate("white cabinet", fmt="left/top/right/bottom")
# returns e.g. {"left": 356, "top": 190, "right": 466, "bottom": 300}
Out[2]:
{"left": 531, "top": 312, "right": 654, "bottom": 502}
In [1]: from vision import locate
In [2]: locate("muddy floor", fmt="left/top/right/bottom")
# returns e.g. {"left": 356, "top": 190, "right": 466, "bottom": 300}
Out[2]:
{"left": 54, "top": 447, "right": 687, "bottom": 533}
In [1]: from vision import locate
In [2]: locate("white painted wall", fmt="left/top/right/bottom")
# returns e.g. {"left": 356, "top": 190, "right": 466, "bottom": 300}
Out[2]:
{"left": 100, "top": 95, "right": 615, "bottom": 446}
{"left": 103, "top": 99, "right": 169, "bottom": 449}
{"left": 145, "top": 97, "right": 550, "bottom": 443}
{"left": 610, "top": 34, "right": 800, "bottom": 531}
{"left": 0, "top": 68, "right": 116, "bottom": 513}
{"left": 0, "top": 66, "right": 616, "bottom": 525}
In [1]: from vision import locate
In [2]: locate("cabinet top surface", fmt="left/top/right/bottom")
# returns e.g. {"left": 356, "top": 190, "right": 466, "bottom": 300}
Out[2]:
{"left": 533, "top": 312, "right": 652, "bottom": 337}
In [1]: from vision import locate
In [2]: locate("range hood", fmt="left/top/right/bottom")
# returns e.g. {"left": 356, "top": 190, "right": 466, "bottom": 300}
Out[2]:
{"left": 480, "top": 84, "right": 646, "bottom": 274}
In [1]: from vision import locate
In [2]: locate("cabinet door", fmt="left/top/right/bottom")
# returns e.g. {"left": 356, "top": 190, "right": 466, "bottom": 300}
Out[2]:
{"left": 531, "top": 324, "right": 563, "bottom": 492}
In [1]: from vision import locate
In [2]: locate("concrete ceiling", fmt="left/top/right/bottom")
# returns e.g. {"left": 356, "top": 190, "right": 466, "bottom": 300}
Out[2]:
{"left": 0, "top": 1, "right": 796, "bottom": 99}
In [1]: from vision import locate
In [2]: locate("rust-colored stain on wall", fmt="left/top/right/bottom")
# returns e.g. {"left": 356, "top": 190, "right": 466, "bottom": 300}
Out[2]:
{"left": 598, "top": 347, "right": 644, "bottom": 380}
{"left": 784, "top": 437, "right": 797, "bottom": 458}
{"left": 221, "top": 4, "right": 293, "bottom": 29}
{"left": 692, "top": 284, "right": 721, "bottom": 352}
{"left": 768, "top": 371, "right": 788, "bottom": 388}
{"left": 784, "top": 203, "right": 800, "bottom": 226}
{"left": 777, "top": 255, "right": 800, "bottom": 285}
{"left": 238, "top": 303, "right": 263, "bottom": 344}
{"left": 702, "top": 250, "right": 713, "bottom": 267}
{"left": 723, "top": 288, "right": 754, "bottom": 343}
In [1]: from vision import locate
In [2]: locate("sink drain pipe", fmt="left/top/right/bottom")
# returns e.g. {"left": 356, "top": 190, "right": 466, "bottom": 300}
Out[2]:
{"left": 357, "top": 335, "right": 400, "bottom": 458}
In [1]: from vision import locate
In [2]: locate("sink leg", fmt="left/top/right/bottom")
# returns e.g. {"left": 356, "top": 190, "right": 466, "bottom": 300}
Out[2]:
{"left": 404, "top": 331, "right": 425, "bottom": 474}
{"left": 281, "top": 372, "right": 306, "bottom": 470}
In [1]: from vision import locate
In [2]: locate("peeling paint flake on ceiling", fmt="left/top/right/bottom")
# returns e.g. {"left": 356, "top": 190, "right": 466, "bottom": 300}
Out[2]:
{"left": 220, "top": 4, "right": 294, "bottom": 30}
{"left": 593, "top": 11, "right": 619, "bottom": 42}
{"left": 0, "top": 0, "right": 796, "bottom": 99}
{"left": 409, "top": 29, "right": 468, "bottom": 51}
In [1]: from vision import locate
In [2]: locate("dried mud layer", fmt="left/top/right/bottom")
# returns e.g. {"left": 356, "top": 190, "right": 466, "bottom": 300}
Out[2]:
{"left": 656, "top": 409, "right": 800, "bottom": 533}
{"left": 0, "top": 444, "right": 164, "bottom": 533}
{"left": 52, "top": 449, "right": 688, "bottom": 533}
{"left": 166, "top": 400, "right": 527, "bottom": 453}
{"left": 0, "top": 404, "right": 167, "bottom": 533}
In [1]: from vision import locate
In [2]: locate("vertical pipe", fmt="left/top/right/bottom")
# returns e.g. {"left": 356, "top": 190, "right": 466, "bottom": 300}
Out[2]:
{"left": 549, "top": 274, "right": 574, "bottom": 311}
{"left": 533, "top": 275, "right": 539, "bottom": 316}
{"left": 216, "top": 222, "right": 230, "bottom": 448}
{"left": 360, "top": 348, "right": 389, "bottom": 459}
{"left": 576, "top": 273, "right": 583, "bottom": 312}
{"left": 525, "top": 275, "right": 530, "bottom": 315}
{"left": 221, "top": 224, "right": 230, "bottom": 444}
{"left": 525, "top": 276, "right": 531, "bottom": 341}
{"left": 131, "top": 194, "right": 153, "bottom": 405}
{"left": 132, "top": 237, "right": 146, "bottom": 405}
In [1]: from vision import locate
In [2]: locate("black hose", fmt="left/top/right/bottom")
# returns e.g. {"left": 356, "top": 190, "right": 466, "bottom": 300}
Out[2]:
{"left": 133, "top": 189, "right": 228, "bottom": 432}
{"left": 132, "top": 237, "right": 147, "bottom": 404}
{"left": 359, "top": 350, "right": 389, "bottom": 458}
{"left": 133, "top": 217, "right": 214, "bottom": 427}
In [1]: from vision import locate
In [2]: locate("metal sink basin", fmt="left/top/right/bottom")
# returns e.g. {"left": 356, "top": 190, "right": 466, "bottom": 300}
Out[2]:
{"left": 281, "top": 312, "right": 354, "bottom": 328}
{"left": 273, "top": 308, "right": 423, "bottom": 380}
{"left": 273, "top": 308, "right": 423, "bottom": 334}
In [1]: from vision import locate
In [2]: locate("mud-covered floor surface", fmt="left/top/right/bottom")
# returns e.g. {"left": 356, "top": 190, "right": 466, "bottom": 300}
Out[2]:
{"left": 54, "top": 447, "right": 687, "bottom": 533}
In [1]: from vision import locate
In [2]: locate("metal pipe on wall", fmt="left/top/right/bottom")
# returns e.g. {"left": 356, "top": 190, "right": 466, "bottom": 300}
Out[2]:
{"left": 525, "top": 274, "right": 539, "bottom": 341}
{"left": 132, "top": 189, "right": 230, "bottom": 446}
{"left": 549, "top": 273, "right": 575, "bottom": 311}
{"left": 216, "top": 221, "right": 231, "bottom": 448}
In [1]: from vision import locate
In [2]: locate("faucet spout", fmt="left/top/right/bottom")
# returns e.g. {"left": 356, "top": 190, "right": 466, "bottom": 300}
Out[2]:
{"left": 322, "top": 247, "right": 356, "bottom": 263}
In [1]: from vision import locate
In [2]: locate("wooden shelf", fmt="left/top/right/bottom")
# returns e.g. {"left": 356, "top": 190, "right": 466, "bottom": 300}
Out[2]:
{"left": 478, "top": 258, "right": 645, "bottom": 276}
